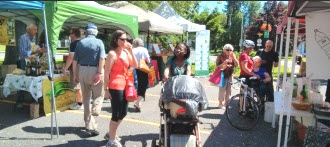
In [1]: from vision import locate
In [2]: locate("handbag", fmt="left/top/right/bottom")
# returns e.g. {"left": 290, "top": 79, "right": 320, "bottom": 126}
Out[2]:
{"left": 138, "top": 59, "right": 150, "bottom": 73}
{"left": 208, "top": 67, "right": 222, "bottom": 85}
{"left": 217, "top": 71, "right": 226, "bottom": 88}
{"left": 120, "top": 50, "right": 138, "bottom": 102}
{"left": 148, "top": 66, "right": 157, "bottom": 87}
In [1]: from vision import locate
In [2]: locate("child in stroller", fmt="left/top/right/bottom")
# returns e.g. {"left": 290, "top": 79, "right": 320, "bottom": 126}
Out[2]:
{"left": 152, "top": 75, "right": 208, "bottom": 147}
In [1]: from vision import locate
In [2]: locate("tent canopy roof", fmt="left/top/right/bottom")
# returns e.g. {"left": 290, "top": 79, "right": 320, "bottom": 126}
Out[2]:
{"left": 294, "top": 1, "right": 330, "bottom": 16}
{"left": 0, "top": 1, "right": 43, "bottom": 10}
{"left": 105, "top": 1, "right": 183, "bottom": 35}
{"left": 153, "top": 1, "right": 206, "bottom": 32}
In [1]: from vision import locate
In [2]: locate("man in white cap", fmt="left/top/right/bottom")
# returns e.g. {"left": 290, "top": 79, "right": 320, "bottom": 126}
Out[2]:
{"left": 72, "top": 23, "right": 106, "bottom": 136}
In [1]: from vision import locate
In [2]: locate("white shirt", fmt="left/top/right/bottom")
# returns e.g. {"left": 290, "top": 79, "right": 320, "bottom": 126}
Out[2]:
{"left": 133, "top": 46, "right": 150, "bottom": 62}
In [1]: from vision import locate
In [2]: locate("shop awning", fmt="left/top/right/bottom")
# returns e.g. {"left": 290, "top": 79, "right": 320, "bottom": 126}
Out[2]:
{"left": 0, "top": 1, "right": 43, "bottom": 10}
{"left": 105, "top": 1, "right": 184, "bottom": 35}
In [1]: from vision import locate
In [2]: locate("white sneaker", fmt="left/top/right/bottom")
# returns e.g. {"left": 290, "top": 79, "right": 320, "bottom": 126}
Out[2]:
{"left": 69, "top": 103, "right": 84, "bottom": 110}
{"left": 106, "top": 140, "right": 122, "bottom": 147}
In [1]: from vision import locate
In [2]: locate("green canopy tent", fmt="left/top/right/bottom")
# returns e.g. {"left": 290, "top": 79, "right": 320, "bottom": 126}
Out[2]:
{"left": 29, "top": 1, "right": 139, "bottom": 53}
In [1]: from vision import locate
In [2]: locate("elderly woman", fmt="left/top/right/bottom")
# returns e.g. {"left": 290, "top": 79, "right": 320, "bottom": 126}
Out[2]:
{"left": 132, "top": 38, "right": 150, "bottom": 112}
{"left": 252, "top": 56, "right": 271, "bottom": 101}
{"left": 163, "top": 43, "right": 191, "bottom": 82}
{"left": 216, "top": 44, "right": 238, "bottom": 109}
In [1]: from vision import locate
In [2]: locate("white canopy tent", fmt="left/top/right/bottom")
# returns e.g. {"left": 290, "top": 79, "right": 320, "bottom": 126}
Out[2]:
{"left": 105, "top": 1, "right": 183, "bottom": 35}
{"left": 275, "top": 1, "right": 330, "bottom": 147}
{"left": 153, "top": 1, "right": 205, "bottom": 32}
{"left": 153, "top": 1, "right": 206, "bottom": 48}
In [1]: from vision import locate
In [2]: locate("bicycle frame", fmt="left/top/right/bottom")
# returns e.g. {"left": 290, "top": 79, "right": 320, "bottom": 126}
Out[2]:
{"left": 233, "top": 78, "right": 258, "bottom": 113}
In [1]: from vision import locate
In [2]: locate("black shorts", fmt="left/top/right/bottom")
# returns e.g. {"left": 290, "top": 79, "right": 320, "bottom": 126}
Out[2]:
{"left": 109, "top": 89, "right": 128, "bottom": 122}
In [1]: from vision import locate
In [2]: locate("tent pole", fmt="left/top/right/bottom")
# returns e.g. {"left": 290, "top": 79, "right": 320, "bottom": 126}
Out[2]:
{"left": 147, "top": 30, "right": 150, "bottom": 50}
{"left": 42, "top": 3, "right": 59, "bottom": 139}
{"left": 283, "top": 18, "right": 299, "bottom": 147}
{"left": 186, "top": 31, "right": 188, "bottom": 44}
{"left": 275, "top": 34, "right": 278, "bottom": 52}
{"left": 277, "top": 17, "right": 292, "bottom": 147}
{"left": 276, "top": 31, "right": 284, "bottom": 91}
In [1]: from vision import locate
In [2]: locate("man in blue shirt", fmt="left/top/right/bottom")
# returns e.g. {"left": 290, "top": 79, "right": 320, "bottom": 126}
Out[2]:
{"left": 16, "top": 24, "right": 45, "bottom": 109}
{"left": 72, "top": 23, "right": 106, "bottom": 136}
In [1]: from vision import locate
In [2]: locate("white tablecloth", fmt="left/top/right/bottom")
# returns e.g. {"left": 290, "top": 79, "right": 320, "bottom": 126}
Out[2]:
{"left": 3, "top": 74, "right": 63, "bottom": 101}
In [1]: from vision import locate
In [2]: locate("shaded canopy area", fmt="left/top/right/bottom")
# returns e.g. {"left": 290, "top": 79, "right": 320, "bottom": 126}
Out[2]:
{"left": 27, "top": 1, "right": 139, "bottom": 51}
{"left": 105, "top": 1, "right": 183, "bottom": 35}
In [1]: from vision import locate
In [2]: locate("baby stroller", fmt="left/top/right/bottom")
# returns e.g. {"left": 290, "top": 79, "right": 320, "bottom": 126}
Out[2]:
{"left": 152, "top": 75, "right": 208, "bottom": 147}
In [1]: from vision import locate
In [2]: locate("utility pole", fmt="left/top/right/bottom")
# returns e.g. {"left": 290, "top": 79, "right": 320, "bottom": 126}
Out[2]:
{"left": 240, "top": 13, "right": 244, "bottom": 50}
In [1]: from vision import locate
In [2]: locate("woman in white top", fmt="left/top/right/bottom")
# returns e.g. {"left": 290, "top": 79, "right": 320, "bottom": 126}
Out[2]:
{"left": 132, "top": 38, "right": 150, "bottom": 112}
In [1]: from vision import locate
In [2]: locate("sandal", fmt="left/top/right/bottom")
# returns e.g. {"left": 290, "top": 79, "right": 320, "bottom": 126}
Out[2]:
{"left": 133, "top": 104, "right": 141, "bottom": 112}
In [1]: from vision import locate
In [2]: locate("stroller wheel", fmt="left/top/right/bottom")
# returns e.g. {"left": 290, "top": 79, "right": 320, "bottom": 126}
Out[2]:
{"left": 151, "top": 138, "right": 158, "bottom": 147}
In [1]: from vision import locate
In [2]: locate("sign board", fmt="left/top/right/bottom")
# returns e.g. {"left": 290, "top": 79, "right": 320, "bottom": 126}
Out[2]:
{"left": 43, "top": 76, "right": 76, "bottom": 116}
{"left": 257, "top": 43, "right": 262, "bottom": 46}
{"left": 257, "top": 32, "right": 263, "bottom": 37}
{"left": 152, "top": 44, "right": 161, "bottom": 54}
{"left": 195, "top": 30, "right": 210, "bottom": 77}
{"left": 257, "top": 38, "right": 262, "bottom": 44}
{"left": 264, "top": 30, "right": 269, "bottom": 38}
{"left": 0, "top": 16, "right": 15, "bottom": 46}
{"left": 306, "top": 12, "right": 330, "bottom": 79}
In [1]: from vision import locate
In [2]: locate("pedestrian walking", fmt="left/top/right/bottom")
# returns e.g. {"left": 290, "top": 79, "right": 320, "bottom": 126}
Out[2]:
{"left": 72, "top": 23, "right": 106, "bottom": 136}
{"left": 61, "top": 28, "right": 83, "bottom": 110}
{"left": 216, "top": 44, "right": 238, "bottom": 109}
{"left": 132, "top": 38, "right": 150, "bottom": 112}
{"left": 256, "top": 40, "right": 279, "bottom": 102}
{"left": 103, "top": 30, "right": 138, "bottom": 147}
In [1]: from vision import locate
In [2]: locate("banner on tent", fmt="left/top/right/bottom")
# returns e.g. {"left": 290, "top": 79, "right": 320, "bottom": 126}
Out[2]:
{"left": 306, "top": 12, "right": 330, "bottom": 79}
{"left": 0, "top": 16, "right": 15, "bottom": 46}
{"left": 195, "top": 30, "right": 210, "bottom": 77}
{"left": 43, "top": 76, "right": 76, "bottom": 116}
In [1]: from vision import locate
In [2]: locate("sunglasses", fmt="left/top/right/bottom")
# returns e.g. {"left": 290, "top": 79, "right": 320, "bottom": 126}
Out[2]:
{"left": 225, "top": 49, "right": 233, "bottom": 52}
{"left": 118, "top": 38, "right": 128, "bottom": 41}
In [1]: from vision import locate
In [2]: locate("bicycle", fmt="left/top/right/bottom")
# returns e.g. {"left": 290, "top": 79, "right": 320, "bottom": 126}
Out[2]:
{"left": 225, "top": 77, "right": 266, "bottom": 131}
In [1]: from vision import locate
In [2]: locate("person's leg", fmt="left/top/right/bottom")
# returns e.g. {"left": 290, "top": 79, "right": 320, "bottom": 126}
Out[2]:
{"left": 109, "top": 89, "right": 125, "bottom": 143}
{"left": 224, "top": 77, "right": 232, "bottom": 105}
{"left": 79, "top": 66, "right": 93, "bottom": 131}
{"left": 218, "top": 87, "right": 226, "bottom": 106}
{"left": 90, "top": 69, "right": 104, "bottom": 131}
{"left": 16, "top": 59, "right": 26, "bottom": 108}
{"left": 134, "top": 70, "right": 149, "bottom": 108}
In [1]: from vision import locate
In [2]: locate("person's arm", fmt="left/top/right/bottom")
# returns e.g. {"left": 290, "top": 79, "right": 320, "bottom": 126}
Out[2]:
{"left": 126, "top": 44, "right": 138, "bottom": 68}
{"left": 241, "top": 61, "right": 257, "bottom": 76}
{"left": 263, "top": 72, "right": 272, "bottom": 83}
{"left": 145, "top": 48, "right": 150, "bottom": 64}
{"left": 62, "top": 52, "right": 74, "bottom": 74}
{"left": 186, "top": 59, "right": 192, "bottom": 76}
{"left": 231, "top": 52, "right": 239, "bottom": 67}
{"left": 104, "top": 51, "right": 116, "bottom": 91}
{"left": 93, "top": 41, "right": 106, "bottom": 85}
{"left": 164, "top": 64, "right": 170, "bottom": 82}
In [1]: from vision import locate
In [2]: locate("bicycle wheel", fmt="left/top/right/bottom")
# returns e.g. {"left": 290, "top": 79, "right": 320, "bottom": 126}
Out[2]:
{"left": 226, "top": 94, "right": 260, "bottom": 130}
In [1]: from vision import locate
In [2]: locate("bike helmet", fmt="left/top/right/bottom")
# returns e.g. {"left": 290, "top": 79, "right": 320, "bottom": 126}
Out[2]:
{"left": 243, "top": 40, "right": 255, "bottom": 48}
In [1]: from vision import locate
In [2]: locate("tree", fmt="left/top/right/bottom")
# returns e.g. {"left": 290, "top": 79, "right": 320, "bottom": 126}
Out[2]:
{"left": 245, "top": 1, "right": 288, "bottom": 50}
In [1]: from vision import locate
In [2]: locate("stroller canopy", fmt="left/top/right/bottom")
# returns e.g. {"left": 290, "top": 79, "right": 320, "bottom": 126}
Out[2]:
{"left": 161, "top": 75, "right": 208, "bottom": 113}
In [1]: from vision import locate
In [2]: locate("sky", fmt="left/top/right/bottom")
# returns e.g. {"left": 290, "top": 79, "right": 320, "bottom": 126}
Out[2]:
{"left": 198, "top": 1, "right": 289, "bottom": 13}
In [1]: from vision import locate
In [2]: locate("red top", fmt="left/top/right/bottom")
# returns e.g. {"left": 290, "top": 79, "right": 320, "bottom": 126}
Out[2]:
{"left": 108, "top": 50, "right": 132, "bottom": 90}
{"left": 239, "top": 52, "right": 253, "bottom": 76}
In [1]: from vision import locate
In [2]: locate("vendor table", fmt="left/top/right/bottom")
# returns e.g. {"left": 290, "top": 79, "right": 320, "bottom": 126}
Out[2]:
{"left": 3, "top": 74, "right": 63, "bottom": 101}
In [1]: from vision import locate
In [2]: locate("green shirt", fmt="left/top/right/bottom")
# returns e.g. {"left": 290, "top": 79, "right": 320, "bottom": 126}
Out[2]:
{"left": 166, "top": 56, "right": 191, "bottom": 76}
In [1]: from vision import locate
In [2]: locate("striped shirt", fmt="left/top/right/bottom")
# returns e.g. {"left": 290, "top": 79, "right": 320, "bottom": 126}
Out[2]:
{"left": 18, "top": 33, "right": 35, "bottom": 59}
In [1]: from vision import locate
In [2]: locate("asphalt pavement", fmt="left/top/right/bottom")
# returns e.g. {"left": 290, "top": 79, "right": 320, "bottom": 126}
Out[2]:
{"left": 0, "top": 77, "right": 295, "bottom": 147}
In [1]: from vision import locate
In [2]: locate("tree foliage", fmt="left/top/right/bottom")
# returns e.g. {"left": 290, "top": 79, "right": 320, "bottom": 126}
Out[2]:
{"left": 245, "top": 1, "right": 288, "bottom": 50}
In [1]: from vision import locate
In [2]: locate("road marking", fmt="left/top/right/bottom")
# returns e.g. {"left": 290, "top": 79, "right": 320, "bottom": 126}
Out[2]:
{"left": 65, "top": 110, "right": 211, "bottom": 135}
